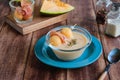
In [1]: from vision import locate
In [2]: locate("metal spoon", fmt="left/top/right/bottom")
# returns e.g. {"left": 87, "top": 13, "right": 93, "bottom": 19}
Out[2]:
{"left": 98, "top": 48, "right": 120, "bottom": 80}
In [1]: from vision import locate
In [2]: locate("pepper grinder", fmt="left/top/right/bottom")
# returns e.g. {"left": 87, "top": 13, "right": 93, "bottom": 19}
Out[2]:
{"left": 96, "top": 0, "right": 112, "bottom": 25}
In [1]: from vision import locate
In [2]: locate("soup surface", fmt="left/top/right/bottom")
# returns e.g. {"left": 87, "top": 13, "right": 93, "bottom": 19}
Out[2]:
{"left": 56, "top": 32, "right": 88, "bottom": 50}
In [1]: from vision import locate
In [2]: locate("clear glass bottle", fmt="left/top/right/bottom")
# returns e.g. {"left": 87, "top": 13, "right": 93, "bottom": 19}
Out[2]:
{"left": 96, "top": 0, "right": 112, "bottom": 24}
{"left": 107, "top": 3, "right": 120, "bottom": 19}
{"left": 105, "top": 3, "right": 120, "bottom": 37}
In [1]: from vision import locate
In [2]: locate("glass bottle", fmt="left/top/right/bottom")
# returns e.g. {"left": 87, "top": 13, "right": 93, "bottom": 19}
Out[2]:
{"left": 96, "top": 0, "right": 112, "bottom": 24}
{"left": 105, "top": 3, "right": 120, "bottom": 37}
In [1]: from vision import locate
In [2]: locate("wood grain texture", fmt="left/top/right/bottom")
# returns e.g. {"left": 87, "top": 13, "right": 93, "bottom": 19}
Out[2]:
{"left": 0, "top": 24, "right": 32, "bottom": 80}
{"left": 5, "top": 14, "right": 67, "bottom": 35}
{"left": 0, "top": 19, "right": 4, "bottom": 32}
{"left": 0, "top": 0, "right": 10, "bottom": 18}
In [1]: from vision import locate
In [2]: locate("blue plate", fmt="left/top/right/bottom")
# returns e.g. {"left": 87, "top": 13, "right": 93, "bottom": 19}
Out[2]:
{"left": 34, "top": 35, "right": 102, "bottom": 69}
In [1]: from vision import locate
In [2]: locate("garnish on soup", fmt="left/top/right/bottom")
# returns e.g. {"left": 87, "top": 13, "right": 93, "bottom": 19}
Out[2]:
{"left": 67, "top": 39, "right": 77, "bottom": 46}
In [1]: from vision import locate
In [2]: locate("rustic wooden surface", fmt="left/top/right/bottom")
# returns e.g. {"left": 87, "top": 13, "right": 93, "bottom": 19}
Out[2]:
{"left": 0, "top": 0, "right": 120, "bottom": 80}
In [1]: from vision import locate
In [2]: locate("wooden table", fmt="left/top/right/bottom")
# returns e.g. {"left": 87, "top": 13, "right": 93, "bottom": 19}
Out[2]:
{"left": 0, "top": 0, "right": 120, "bottom": 80}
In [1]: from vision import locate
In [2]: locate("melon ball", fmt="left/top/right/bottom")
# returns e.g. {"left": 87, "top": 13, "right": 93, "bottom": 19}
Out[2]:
{"left": 61, "top": 28, "right": 73, "bottom": 38}
{"left": 49, "top": 35, "right": 62, "bottom": 46}
{"left": 14, "top": 7, "right": 23, "bottom": 20}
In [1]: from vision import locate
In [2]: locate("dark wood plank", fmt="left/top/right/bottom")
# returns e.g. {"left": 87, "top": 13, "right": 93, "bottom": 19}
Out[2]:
{"left": 0, "top": 19, "right": 4, "bottom": 32}
{"left": 0, "top": 0, "right": 9, "bottom": 31}
{"left": 66, "top": 0, "right": 108, "bottom": 80}
{"left": 0, "top": 0, "right": 10, "bottom": 32}
{"left": 67, "top": 0, "right": 96, "bottom": 25}
{"left": 0, "top": 0, "right": 10, "bottom": 17}
{"left": 0, "top": 23, "right": 32, "bottom": 80}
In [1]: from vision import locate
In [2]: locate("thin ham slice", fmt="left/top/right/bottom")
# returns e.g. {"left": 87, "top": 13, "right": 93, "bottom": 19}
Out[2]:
{"left": 50, "top": 31, "right": 67, "bottom": 43}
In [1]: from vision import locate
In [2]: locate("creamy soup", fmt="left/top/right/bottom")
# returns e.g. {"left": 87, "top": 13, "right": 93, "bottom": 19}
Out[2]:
{"left": 56, "top": 32, "right": 88, "bottom": 50}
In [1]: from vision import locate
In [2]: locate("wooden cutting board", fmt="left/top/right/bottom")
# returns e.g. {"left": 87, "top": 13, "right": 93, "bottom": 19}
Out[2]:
{"left": 5, "top": 0, "right": 67, "bottom": 35}
{"left": 5, "top": 14, "right": 67, "bottom": 35}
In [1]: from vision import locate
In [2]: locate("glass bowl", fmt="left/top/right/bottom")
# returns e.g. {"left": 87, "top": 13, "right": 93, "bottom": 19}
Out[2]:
{"left": 45, "top": 25, "right": 92, "bottom": 61}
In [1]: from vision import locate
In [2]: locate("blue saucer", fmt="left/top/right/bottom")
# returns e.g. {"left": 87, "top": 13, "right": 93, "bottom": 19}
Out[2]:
{"left": 34, "top": 35, "right": 102, "bottom": 69}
